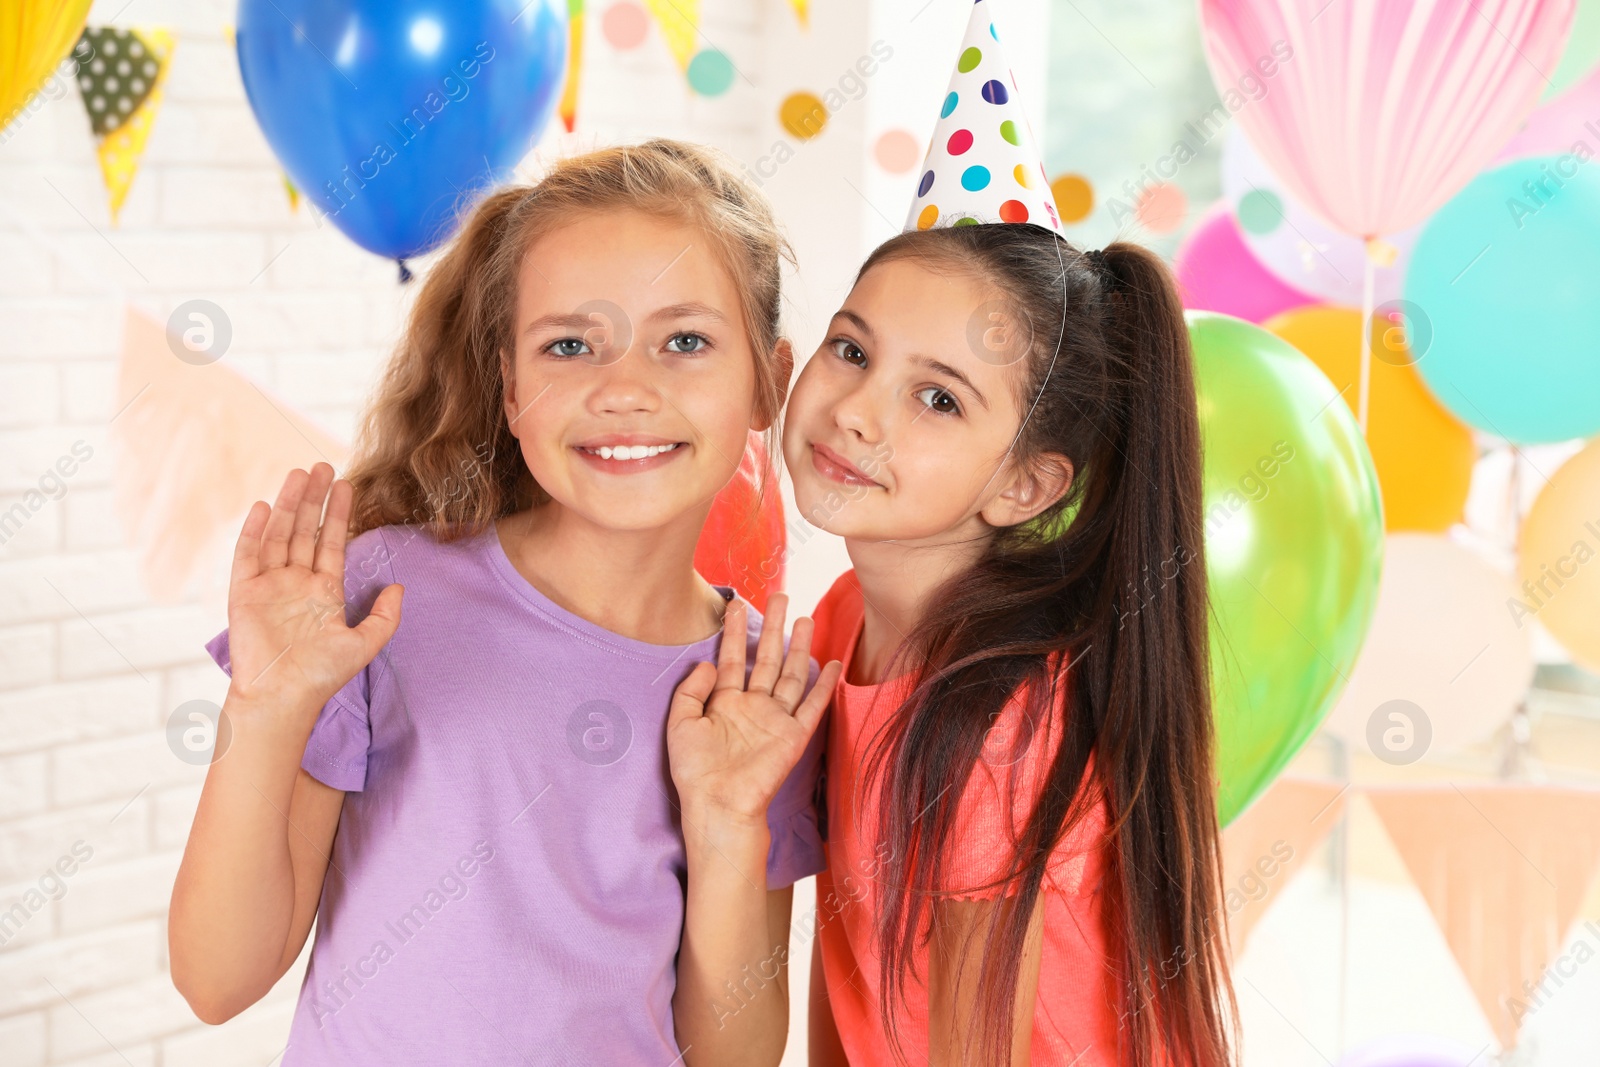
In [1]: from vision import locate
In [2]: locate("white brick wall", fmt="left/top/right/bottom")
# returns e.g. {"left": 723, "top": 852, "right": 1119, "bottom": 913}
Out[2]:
{"left": 0, "top": 0, "right": 900, "bottom": 1062}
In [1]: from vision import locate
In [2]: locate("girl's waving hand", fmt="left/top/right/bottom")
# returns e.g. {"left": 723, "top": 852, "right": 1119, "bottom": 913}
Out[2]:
{"left": 667, "top": 593, "right": 840, "bottom": 823}
{"left": 226, "top": 462, "right": 403, "bottom": 714}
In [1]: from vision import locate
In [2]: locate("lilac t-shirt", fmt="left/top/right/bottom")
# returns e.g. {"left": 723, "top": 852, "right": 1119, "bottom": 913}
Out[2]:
{"left": 203, "top": 522, "right": 825, "bottom": 1065}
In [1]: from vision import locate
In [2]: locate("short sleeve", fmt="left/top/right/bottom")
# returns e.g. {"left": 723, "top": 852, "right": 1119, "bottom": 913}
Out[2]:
{"left": 200, "top": 527, "right": 398, "bottom": 792}
{"left": 938, "top": 694, "right": 1105, "bottom": 901}
{"left": 764, "top": 656, "right": 828, "bottom": 889}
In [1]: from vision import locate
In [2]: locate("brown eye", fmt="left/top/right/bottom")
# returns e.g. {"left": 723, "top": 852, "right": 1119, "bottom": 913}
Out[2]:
{"left": 831, "top": 339, "right": 867, "bottom": 366}
{"left": 914, "top": 386, "right": 960, "bottom": 416}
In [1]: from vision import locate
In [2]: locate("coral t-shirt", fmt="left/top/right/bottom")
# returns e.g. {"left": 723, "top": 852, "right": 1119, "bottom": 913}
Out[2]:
{"left": 810, "top": 571, "right": 1121, "bottom": 1065}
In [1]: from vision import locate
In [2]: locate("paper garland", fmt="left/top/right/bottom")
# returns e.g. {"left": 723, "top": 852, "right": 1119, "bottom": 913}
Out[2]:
{"left": 643, "top": 0, "right": 699, "bottom": 72}
{"left": 1366, "top": 785, "right": 1600, "bottom": 1049}
{"left": 560, "top": 0, "right": 584, "bottom": 132}
{"left": 112, "top": 308, "right": 350, "bottom": 600}
{"left": 1221, "top": 777, "right": 1347, "bottom": 956}
{"left": 72, "top": 26, "right": 174, "bottom": 224}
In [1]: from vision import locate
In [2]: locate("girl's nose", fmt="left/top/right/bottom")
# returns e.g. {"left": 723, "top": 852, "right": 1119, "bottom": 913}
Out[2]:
{"left": 832, "top": 379, "right": 883, "bottom": 443}
{"left": 587, "top": 348, "right": 662, "bottom": 416}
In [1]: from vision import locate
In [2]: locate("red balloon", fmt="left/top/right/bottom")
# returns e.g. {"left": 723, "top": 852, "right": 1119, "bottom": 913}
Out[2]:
{"left": 695, "top": 432, "right": 785, "bottom": 612}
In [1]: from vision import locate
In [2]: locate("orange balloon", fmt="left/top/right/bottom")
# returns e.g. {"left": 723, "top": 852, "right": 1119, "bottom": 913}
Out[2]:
{"left": 694, "top": 432, "right": 785, "bottom": 612}
{"left": 1517, "top": 437, "right": 1600, "bottom": 671}
{"left": 1266, "top": 306, "right": 1475, "bottom": 532}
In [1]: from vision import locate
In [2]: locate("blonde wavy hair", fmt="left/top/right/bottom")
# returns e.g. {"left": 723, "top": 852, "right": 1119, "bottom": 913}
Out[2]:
{"left": 344, "top": 138, "right": 794, "bottom": 540}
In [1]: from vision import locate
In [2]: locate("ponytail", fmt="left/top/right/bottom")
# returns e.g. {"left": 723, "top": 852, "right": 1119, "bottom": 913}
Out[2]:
{"left": 854, "top": 227, "right": 1234, "bottom": 1067}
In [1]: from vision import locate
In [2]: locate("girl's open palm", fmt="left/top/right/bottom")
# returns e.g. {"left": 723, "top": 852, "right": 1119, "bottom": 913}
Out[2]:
{"left": 666, "top": 593, "right": 841, "bottom": 824}
{"left": 225, "top": 463, "right": 403, "bottom": 717}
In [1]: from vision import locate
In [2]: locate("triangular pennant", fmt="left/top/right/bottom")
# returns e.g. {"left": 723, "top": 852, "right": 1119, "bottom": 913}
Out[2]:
{"left": 1220, "top": 777, "right": 1347, "bottom": 957}
{"left": 283, "top": 172, "right": 300, "bottom": 213}
{"left": 559, "top": 0, "right": 584, "bottom": 133}
{"left": 1, "top": 0, "right": 93, "bottom": 135}
{"left": 73, "top": 27, "right": 174, "bottom": 223}
{"left": 73, "top": 28, "right": 160, "bottom": 136}
{"left": 112, "top": 307, "right": 349, "bottom": 600}
{"left": 788, "top": 0, "right": 808, "bottom": 28}
{"left": 644, "top": 0, "right": 698, "bottom": 72}
{"left": 903, "top": 0, "right": 1061, "bottom": 233}
{"left": 1366, "top": 785, "right": 1600, "bottom": 1049}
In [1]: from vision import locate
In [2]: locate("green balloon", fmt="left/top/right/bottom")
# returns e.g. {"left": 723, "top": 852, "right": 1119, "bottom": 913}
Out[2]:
{"left": 1188, "top": 312, "right": 1384, "bottom": 825}
{"left": 1543, "top": 0, "right": 1600, "bottom": 102}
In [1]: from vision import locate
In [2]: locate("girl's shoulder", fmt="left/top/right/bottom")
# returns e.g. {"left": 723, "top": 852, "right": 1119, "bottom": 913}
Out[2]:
{"left": 811, "top": 570, "right": 865, "bottom": 665}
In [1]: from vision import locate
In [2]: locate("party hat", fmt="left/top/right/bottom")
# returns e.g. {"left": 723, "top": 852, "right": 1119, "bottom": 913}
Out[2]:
{"left": 905, "top": 0, "right": 1062, "bottom": 234}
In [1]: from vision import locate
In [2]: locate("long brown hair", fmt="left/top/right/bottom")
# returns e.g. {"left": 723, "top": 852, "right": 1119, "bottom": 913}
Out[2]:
{"left": 343, "top": 139, "right": 793, "bottom": 539}
{"left": 857, "top": 225, "right": 1235, "bottom": 1066}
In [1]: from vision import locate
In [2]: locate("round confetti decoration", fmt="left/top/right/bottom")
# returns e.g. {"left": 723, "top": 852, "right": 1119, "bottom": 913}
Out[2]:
{"left": 1013, "top": 163, "right": 1032, "bottom": 189}
{"left": 779, "top": 91, "right": 828, "bottom": 140}
{"left": 1136, "top": 181, "right": 1188, "bottom": 234}
{"left": 958, "top": 47, "right": 983, "bottom": 73}
{"left": 961, "top": 165, "right": 991, "bottom": 191}
{"left": 918, "top": 204, "right": 940, "bottom": 229}
{"left": 1237, "top": 187, "right": 1283, "bottom": 235}
{"left": 980, "top": 79, "right": 1008, "bottom": 104}
{"left": 953, "top": 216, "right": 979, "bottom": 226}
{"left": 1051, "top": 174, "right": 1094, "bottom": 223}
{"left": 940, "top": 91, "right": 958, "bottom": 118}
{"left": 918, "top": 169, "right": 935, "bottom": 195}
{"left": 947, "top": 128, "right": 973, "bottom": 155}
{"left": 687, "top": 49, "right": 735, "bottom": 96}
{"left": 999, "top": 199, "right": 1028, "bottom": 223}
{"left": 874, "top": 129, "right": 920, "bottom": 174}
{"left": 999, "top": 119, "right": 1019, "bottom": 146}
{"left": 602, "top": 2, "right": 650, "bottom": 50}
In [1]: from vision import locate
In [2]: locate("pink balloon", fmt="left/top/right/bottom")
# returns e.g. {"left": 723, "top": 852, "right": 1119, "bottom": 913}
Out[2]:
{"left": 1201, "top": 0, "right": 1576, "bottom": 237}
{"left": 1495, "top": 61, "right": 1600, "bottom": 161}
{"left": 1172, "top": 201, "right": 1316, "bottom": 324}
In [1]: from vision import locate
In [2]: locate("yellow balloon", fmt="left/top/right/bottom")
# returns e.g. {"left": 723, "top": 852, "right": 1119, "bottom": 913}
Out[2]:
{"left": 1518, "top": 437, "right": 1600, "bottom": 671}
{"left": 0, "top": 0, "right": 92, "bottom": 134}
{"left": 1266, "top": 306, "right": 1475, "bottom": 533}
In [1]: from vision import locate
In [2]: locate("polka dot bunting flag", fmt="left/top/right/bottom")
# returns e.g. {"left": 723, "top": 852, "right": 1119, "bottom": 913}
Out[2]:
{"left": 904, "top": 0, "right": 1062, "bottom": 234}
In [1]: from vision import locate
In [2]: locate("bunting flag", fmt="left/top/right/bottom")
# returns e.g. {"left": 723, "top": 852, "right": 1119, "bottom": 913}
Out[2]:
{"left": 0, "top": 0, "right": 93, "bottom": 135}
{"left": 788, "top": 0, "right": 808, "bottom": 28}
{"left": 72, "top": 27, "right": 175, "bottom": 223}
{"left": 559, "top": 0, "right": 584, "bottom": 132}
{"left": 1365, "top": 785, "right": 1600, "bottom": 1049}
{"left": 112, "top": 307, "right": 350, "bottom": 600}
{"left": 1220, "top": 777, "right": 1347, "bottom": 957}
{"left": 644, "top": 0, "right": 698, "bottom": 71}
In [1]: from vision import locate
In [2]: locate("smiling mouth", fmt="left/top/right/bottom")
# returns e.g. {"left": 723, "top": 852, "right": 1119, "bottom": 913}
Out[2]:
{"left": 578, "top": 442, "right": 683, "bottom": 461}
{"left": 810, "top": 443, "right": 882, "bottom": 488}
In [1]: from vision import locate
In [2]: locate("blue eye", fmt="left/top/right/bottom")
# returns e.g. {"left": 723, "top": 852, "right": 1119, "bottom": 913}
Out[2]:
{"left": 547, "top": 337, "right": 591, "bottom": 359}
{"left": 831, "top": 339, "right": 866, "bottom": 365}
{"left": 667, "top": 332, "right": 710, "bottom": 354}
{"left": 914, "top": 386, "right": 961, "bottom": 416}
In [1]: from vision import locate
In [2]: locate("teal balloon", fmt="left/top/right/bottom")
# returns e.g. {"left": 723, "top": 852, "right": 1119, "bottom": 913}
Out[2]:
{"left": 1405, "top": 157, "right": 1600, "bottom": 443}
{"left": 1188, "top": 312, "right": 1384, "bottom": 825}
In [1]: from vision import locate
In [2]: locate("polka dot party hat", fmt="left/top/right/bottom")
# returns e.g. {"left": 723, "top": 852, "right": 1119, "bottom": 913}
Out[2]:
{"left": 905, "top": 0, "right": 1062, "bottom": 234}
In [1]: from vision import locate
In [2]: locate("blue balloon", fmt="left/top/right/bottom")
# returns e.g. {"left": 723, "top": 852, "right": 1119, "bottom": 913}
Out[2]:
{"left": 237, "top": 0, "right": 567, "bottom": 262}
{"left": 1405, "top": 156, "right": 1600, "bottom": 444}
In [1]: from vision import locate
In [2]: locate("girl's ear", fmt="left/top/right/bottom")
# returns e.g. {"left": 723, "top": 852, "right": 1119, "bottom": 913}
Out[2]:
{"left": 499, "top": 347, "right": 520, "bottom": 434}
{"left": 752, "top": 338, "right": 795, "bottom": 433}
{"left": 981, "top": 452, "right": 1073, "bottom": 528}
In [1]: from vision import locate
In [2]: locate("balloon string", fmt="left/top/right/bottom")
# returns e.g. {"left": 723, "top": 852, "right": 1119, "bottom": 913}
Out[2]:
{"left": 1357, "top": 237, "right": 1378, "bottom": 434}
